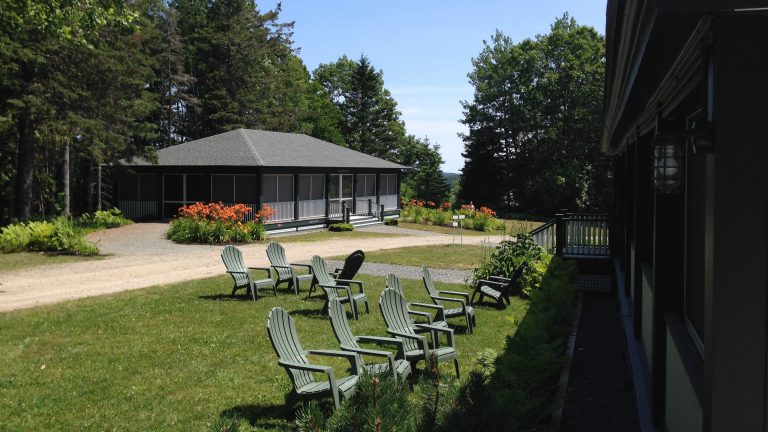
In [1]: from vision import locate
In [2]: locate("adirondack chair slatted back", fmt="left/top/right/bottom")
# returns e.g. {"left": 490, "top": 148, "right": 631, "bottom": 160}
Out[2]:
{"left": 328, "top": 299, "right": 358, "bottom": 350}
{"left": 336, "top": 250, "right": 365, "bottom": 282}
{"left": 311, "top": 255, "right": 336, "bottom": 287}
{"left": 386, "top": 273, "right": 403, "bottom": 295}
{"left": 421, "top": 267, "right": 441, "bottom": 305}
{"left": 267, "top": 307, "right": 314, "bottom": 390}
{"left": 266, "top": 242, "right": 292, "bottom": 280}
{"left": 221, "top": 245, "right": 249, "bottom": 287}
{"left": 379, "top": 289, "right": 420, "bottom": 353}
{"left": 506, "top": 263, "right": 527, "bottom": 293}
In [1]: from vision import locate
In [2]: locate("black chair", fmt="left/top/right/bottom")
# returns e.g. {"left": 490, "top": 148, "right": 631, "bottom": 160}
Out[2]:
{"left": 308, "top": 250, "right": 365, "bottom": 297}
{"left": 471, "top": 263, "right": 527, "bottom": 308}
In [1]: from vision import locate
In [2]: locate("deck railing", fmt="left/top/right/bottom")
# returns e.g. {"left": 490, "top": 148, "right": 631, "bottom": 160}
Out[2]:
{"left": 118, "top": 200, "right": 159, "bottom": 220}
{"left": 380, "top": 194, "right": 398, "bottom": 210}
{"left": 298, "top": 199, "right": 326, "bottom": 219}
{"left": 354, "top": 196, "right": 377, "bottom": 215}
{"left": 263, "top": 201, "right": 295, "bottom": 223}
{"left": 529, "top": 212, "right": 611, "bottom": 257}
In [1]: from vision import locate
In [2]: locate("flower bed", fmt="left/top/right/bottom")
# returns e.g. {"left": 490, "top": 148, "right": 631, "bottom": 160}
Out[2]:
{"left": 166, "top": 202, "right": 271, "bottom": 244}
{"left": 399, "top": 200, "right": 506, "bottom": 232}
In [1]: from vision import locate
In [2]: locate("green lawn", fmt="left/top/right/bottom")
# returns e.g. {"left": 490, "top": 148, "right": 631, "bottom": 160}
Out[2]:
{"left": 0, "top": 272, "right": 527, "bottom": 431}
{"left": 398, "top": 218, "right": 543, "bottom": 236}
{"left": 267, "top": 229, "right": 408, "bottom": 243}
{"left": 332, "top": 244, "right": 491, "bottom": 270}
{"left": 0, "top": 252, "right": 103, "bottom": 272}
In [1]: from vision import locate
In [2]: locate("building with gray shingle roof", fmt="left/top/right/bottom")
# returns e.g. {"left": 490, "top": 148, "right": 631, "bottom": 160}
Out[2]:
{"left": 116, "top": 129, "right": 403, "bottom": 231}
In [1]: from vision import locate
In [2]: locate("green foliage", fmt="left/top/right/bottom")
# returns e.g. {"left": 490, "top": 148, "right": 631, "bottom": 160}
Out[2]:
{"left": 166, "top": 218, "right": 267, "bottom": 244}
{"left": 208, "top": 413, "right": 241, "bottom": 432}
{"left": 78, "top": 208, "right": 133, "bottom": 229}
{"left": 328, "top": 223, "right": 353, "bottom": 232}
{"left": 443, "top": 257, "right": 578, "bottom": 431}
{"left": 397, "top": 135, "right": 451, "bottom": 204}
{"left": 384, "top": 218, "right": 398, "bottom": 226}
{"left": 400, "top": 205, "right": 506, "bottom": 232}
{"left": 0, "top": 218, "right": 99, "bottom": 255}
{"left": 460, "top": 14, "right": 612, "bottom": 214}
{"left": 473, "top": 233, "right": 551, "bottom": 296}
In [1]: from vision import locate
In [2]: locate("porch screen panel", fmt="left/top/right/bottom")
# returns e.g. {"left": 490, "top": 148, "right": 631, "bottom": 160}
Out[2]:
{"left": 119, "top": 175, "right": 139, "bottom": 200}
{"left": 299, "top": 174, "right": 325, "bottom": 218}
{"left": 164, "top": 174, "right": 183, "bottom": 201}
{"left": 212, "top": 175, "right": 235, "bottom": 202}
{"left": 139, "top": 174, "right": 160, "bottom": 201}
{"left": 263, "top": 174, "right": 294, "bottom": 222}
{"left": 380, "top": 174, "right": 398, "bottom": 209}
{"left": 185, "top": 174, "right": 210, "bottom": 203}
{"left": 263, "top": 175, "right": 277, "bottom": 202}
{"left": 235, "top": 175, "right": 258, "bottom": 203}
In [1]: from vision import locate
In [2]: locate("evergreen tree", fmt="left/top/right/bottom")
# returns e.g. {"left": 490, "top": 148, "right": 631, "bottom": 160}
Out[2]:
{"left": 399, "top": 136, "right": 451, "bottom": 204}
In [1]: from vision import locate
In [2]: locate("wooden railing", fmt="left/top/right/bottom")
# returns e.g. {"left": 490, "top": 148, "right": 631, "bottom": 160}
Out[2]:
{"left": 530, "top": 219, "right": 557, "bottom": 254}
{"left": 529, "top": 212, "right": 611, "bottom": 257}
{"left": 355, "top": 196, "right": 377, "bottom": 215}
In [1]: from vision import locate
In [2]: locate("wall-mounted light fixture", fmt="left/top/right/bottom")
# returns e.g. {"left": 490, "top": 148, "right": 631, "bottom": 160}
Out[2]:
{"left": 653, "top": 133, "right": 683, "bottom": 193}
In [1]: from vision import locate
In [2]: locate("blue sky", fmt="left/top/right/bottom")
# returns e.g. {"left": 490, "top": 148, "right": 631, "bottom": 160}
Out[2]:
{"left": 260, "top": 0, "right": 607, "bottom": 172}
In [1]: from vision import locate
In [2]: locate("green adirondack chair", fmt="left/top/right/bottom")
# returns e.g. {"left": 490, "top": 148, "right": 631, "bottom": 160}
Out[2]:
{"left": 386, "top": 273, "right": 446, "bottom": 327}
{"left": 221, "top": 245, "right": 276, "bottom": 300}
{"left": 471, "top": 263, "right": 527, "bottom": 309}
{"left": 311, "top": 255, "right": 369, "bottom": 320}
{"left": 266, "top": 242, "right": 314, "bottom": 295}
{"left": 379, "top": 289, "right": 460, "bottom": 377}
{"left": 328, "top": 298, "right": 412, "bottom": 383}
{"left": 422, "top": 267, "right": 476, "bottom": 334}
{"left": 266, "top": 307, "right": 361, "bottom": 410}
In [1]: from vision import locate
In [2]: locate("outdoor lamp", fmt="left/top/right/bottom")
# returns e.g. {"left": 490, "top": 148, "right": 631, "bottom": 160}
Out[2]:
{"left": 653, "top": 133, "right": 683, "bottom": 193}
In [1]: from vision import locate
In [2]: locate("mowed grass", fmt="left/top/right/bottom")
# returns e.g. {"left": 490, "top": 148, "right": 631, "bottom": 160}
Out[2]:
{"left": 332, "top": 244, "right": 492, "bottom": 270}
{"left": 0, "top": 252, "right": 103, "bottom": 272}
{"left": 0, "top": 272, "right": 527, "bottom": 431}
{"left": 267, "top": 229, "right": 408, "bottom": 243}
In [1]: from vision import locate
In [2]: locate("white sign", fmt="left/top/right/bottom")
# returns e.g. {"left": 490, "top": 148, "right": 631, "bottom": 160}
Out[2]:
{"left": 452, "top": 221, "right": 458, "bottom": 227}
{"left": 459, "top": 215, "right": 466, "bottom": 220}
{"left": 452, "top": 215, "right": 459, "bottom": 220}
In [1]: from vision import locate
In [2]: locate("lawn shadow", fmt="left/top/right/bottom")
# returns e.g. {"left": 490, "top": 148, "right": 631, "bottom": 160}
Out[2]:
{"left": 220, "top": 402, "right": 291, "bottom": 429}
{"left": 289, "top": 307, "right": 327, "bottom": 319}
{"left": 198, "top": 293, "right": 255, "bottom": 302}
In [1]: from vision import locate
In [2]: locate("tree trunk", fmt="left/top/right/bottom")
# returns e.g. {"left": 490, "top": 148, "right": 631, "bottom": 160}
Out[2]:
{"left": 14, "top": 111, "right": 34, "bottom": 221}
{"left": 62, "top": 142, "right": 70, "bottom": 216}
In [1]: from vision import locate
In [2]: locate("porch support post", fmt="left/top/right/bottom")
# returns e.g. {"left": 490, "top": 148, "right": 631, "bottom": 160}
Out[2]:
{"left": 375, "top": 173, "right": 381, "bottom": 214}
{"left": 325, "top": 173, "right": 330, "bottom": 218}
{"left": 352, "top": 173, "right": 357, "bottom": 214}
{"left": 294, "top": 173, "right": 299, "bottom": 221}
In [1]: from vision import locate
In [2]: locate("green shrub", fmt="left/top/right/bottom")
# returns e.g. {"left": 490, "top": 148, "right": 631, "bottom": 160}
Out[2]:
{"left": 166, "top": 218, "right": 266, "bottom": 244}
{"left": 0, "top": 218, "right": 99, "bottom": 255}
{"left": 328, "top": 223, "right": 353, "bottom": 232}
{"left": 443, "top": 257, "right": 578, "bottom": 431}
{"left": 400, "top": 204, "right": 506, "bottom": 232}
{"left": 384, "top": 218, "right": 399, "bottom": 226}
{"left": 79, "top": 208, "right": 133, "bottom": 229}
{"left": 472, "top": 233, "right": 550, "bottom": 296}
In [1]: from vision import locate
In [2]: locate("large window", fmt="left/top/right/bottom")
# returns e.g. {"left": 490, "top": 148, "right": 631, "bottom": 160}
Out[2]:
{"left": 380, "top": 174, "right": 397, "bottom": 195}
{"left": 163, "top": 174, "right": 183, "bottom": 202}
{"left": 212, "top": 175, "right": 259, "bottom": 203}
{"left": 212, "top": 175, "right": 235, "bottom": 202}
{"left": 356, "top": 174, "right": 376, "bottom": 197}
{"left": 263, "top": 174, "right": 294, "bottom": 202}
{"left": 119, "top": 175, "right": 139, "bottom": 201}
{"left": 298, "top": 174, "right": 325, "bottom": 200}
{"left": 139, "top": 174, "right": 160, "bottom": 201}
{"left": 185, "top": 174, "right": 210, "bottom": 203}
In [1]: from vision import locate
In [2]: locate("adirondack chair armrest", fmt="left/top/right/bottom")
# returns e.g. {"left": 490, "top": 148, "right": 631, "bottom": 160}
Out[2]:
{"left": 271, "top": 265, "right": 293, "bottom": 270}
{"left": 290, "top": 263, "right": 314, "bottom": 274}
{"left": 335, "top": 279, "right": 364, "bottom": 294}
{"left": 306, "top": 349, "right": 361, "bottom": 373}
{"left": 438, "top": 290, "right": 471, "bottom": 301}
{"left": 387, "top": 330, "right": 430, "bottom": 353}
{"left": 319, "top": 284, "right": 353, "bottom": 297}
{"left": 477, "top": 279, "right": 506, "bottom": 287}
{"left": 356, "top": 336, "right": 406, "bottom": 359}
{"left": 489, "top": 275, "right": 512, "bottom": 282}
{"left": 343, "top": 346, "right": 394, "bottom": 361}
{"left": 408, "top": 302, "right": 445, "bottom": 321}
{"left": 407, "top": 309, "right": 434, "bottom": 324}
{"left": 248, "top": 267, "right": 273, "bottom": 278}
{"left": 226, "top": 270, "right": 248, "bottom": 275}
{"left": 277, "top": 360, "right": 331, "bottom": 374}
{"left": 415, "top": 324, "right": 455, "bottom": 348}
{"left": 432, "top": 295, "right": 466, "bottom": 308}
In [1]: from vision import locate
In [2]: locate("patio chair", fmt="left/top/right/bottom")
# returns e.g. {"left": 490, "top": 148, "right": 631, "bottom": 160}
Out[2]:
{"left": 422, "top": 267, "right": 475, "bottom": 334}
{"left": 221, "top": 245, "right": 276, "bottom": 300}
{"left": 267, "top": 307, "right": 361, "bottom": 410}
{"left": 386, "top": 273, "right": 447, "bottom": 327}
{"left": 309, "top": 249, "right": 365, "bottom": 298}
{"left": 379, "top": 289, "right": 460, "bottom": 377}
{"left": 311, "top": 255, "right": 369, "bottom": 320}
{"left": 328, "top": 298, "right": 412, "bottom": 383}
{"left": 471, "top": 263, "right": 527, "bottom": 309}
{"left": 266, "top": 242, "right": 314, "bottom": 295}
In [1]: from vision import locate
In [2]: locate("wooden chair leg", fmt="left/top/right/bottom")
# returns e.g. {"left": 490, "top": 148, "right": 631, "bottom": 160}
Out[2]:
{"left": 453, "top": 358, "right": 460, "bottom": 378}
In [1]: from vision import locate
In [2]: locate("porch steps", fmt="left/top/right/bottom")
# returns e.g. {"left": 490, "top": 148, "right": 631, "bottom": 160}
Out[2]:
{"left": 347, "top": 215, "right": 383, "bottom": 228}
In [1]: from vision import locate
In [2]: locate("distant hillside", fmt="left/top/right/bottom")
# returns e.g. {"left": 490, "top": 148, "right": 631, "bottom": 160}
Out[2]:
{"left": 442, "top": 172, "right": 460, "bottom": 184}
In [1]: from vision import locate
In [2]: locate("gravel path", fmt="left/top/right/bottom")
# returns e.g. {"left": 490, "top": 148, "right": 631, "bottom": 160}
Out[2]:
{"left": 0, "top": 223, "right": 500, "bottom": 312}
{"left": 324, "top": 260, "right": 472, "bottom": 284}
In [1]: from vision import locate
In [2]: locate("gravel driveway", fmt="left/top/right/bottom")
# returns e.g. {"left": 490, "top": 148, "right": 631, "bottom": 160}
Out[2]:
{"left": 0, "top": 223, "right": 499, "bottom": 312}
